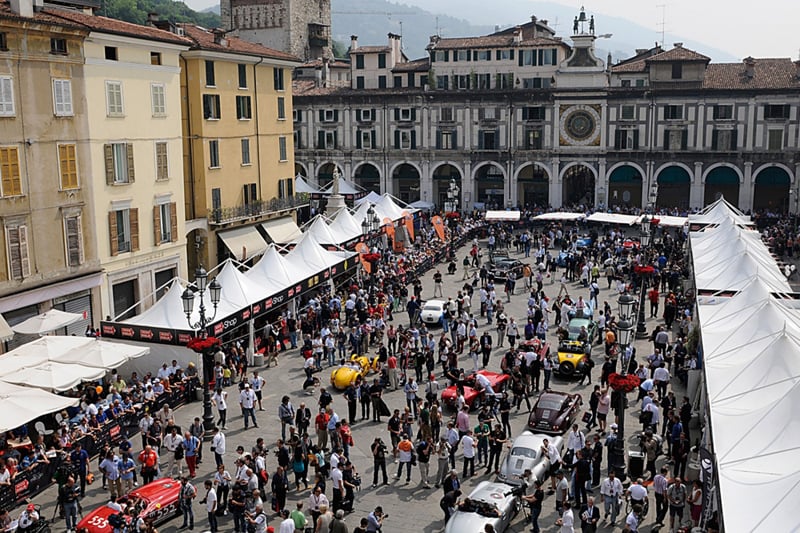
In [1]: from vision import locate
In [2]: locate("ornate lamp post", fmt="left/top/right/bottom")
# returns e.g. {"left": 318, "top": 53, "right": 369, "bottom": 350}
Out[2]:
{"left": 635, "top": 215, "right": 652, "bottom": 339}
{"left": 181, "top": 266, "right": 222, "bottom": 434}
{"left": 610, "top": 292, "right": 636, "bottom": 479}
{"left": 361, "top": 206, "right": 381, "bottom": 295}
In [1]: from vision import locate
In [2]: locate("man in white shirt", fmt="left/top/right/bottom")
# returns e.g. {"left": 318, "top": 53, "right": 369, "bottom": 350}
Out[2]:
{"left": 250, "top": 372, "right": 266, "bottom": 411}
{"left": 600, "top": 470, "right": 623, "bottom": 525}
{"left": 239, "top": 384, "right": 258, "bottom": 429}
{"left": 212, "top": 388, "right": 228, "bottom": 430}
{"left": 474, "top": 372, "right": 495, "bottom": 397}
{"left": 163, "top": 427, "right": 184, "bottom": 478}
{"left": 211, "top": 427, "right": 226, "bottom": 467}
{"left": 556, "top": 500, "right": 575, "bottom": 533}
{"left": 541, "top": 437, "right": 562, "bottom": 492}
{"left": 460, "top": 430, "right": 477, "bottom": 478}
{"left": 278, "top": 509, "right": 295, "bottom": 533}
{"left": 652, "top": 366, "right": 670, "bottom": 401}
{"left": 627, "top": 478, "right": 648, "bottom": 509}
{"left": 202, "top": 479, "right": 218, "bottom": 532}
{"left": 566, "top": 424, "right": 586, "bottom": 458}
{"left": 157, "top": 363, "right": 171, "bottom": 381}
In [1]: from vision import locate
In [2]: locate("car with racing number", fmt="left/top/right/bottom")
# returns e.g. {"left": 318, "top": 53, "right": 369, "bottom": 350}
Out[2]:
{"left": 76, "top": 478, "right": 181, "bottom": 533}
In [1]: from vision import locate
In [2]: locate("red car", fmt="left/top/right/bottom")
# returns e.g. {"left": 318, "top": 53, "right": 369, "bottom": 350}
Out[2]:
{"left": 77, "top": 478, "right": 181, "bottom": 532}
{"left": 527, "top": 390, "right": 583, "bottom": 435}
{"left": 441, "top": 370, "right": 510, "bottom": 410}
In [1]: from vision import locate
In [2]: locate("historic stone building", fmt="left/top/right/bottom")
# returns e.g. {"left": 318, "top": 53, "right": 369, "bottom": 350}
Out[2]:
{"left": 292, "top": 12, "right": 800, "bottom": 213}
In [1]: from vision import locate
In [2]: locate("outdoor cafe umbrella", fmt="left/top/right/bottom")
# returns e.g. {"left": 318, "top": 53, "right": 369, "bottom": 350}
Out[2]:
{"left": 1, "top": 361, "right": 105, "bottom": 392}
{"left": 0, "top": 380, "right": 78, "bottom": 433}
{"left": 11, "top": 309, "right": 83, "bottom": 335}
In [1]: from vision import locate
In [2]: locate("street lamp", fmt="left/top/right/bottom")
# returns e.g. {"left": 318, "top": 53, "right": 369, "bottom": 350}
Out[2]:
{"left": 181, "top": 266, "right": 222, "bottom": 434}
{"left": 635, "top": 215, "right": 652, "bottom": 339}
{"left": 609, "top": 292, "right": 636, "bottom": 479}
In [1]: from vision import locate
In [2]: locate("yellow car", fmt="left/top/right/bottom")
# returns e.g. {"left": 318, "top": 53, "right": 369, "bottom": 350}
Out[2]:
{"left": 555, "top": 340, "right": 590, "bottom": 377}
{"left": 330, "top": 354, "right": 380, "bottom": 390}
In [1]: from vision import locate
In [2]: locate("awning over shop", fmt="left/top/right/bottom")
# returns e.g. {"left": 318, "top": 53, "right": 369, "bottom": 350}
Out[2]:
{"left": 0, "top": 271, "right": 103, "bottom": 314}
{"left": 218, "top": 225, "right": 268, "bottom": 261}
{"left": 261, "top": 216, "right": 304, "bottom": 244}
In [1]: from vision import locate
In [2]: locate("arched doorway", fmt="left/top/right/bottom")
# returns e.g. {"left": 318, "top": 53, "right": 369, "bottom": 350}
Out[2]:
{"left": 753, "top": 166, "right": 791, "bottom": 213}
{"left": 353, "top": 163, "right": 381, "bottom": 193}
{"left": 474, "top": 163, "right": 506, "bottom": 209}
{"left": 562, "top": 164, "right": 595, "bottom": 207}
{"left": 608, "top": 165, "right": 643, "bottom": 208}
{"left": 432, "top": 164, "right": 462, "bottom": 208}
{"left": 295, "top": 163, "right": 308, "bottom": 177}
{"left": 704, "top": 166, "right": 740, "bottom": 207}
{"left": 317, "top": 162, "right": 342, "bottom": 189}
{"left": 517, "top": 164, "right": 549, "bottom": 208}
{"left": 391, "top": 163, "right": 421, "bottom": 203}
{"left": 656, "top": 166, "right": 691, "bottom": 209}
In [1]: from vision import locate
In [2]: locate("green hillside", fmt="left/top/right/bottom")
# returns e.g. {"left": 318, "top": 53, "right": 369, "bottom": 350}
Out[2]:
{"left": 100, "top": 0, "right": 220, "bottom": 28}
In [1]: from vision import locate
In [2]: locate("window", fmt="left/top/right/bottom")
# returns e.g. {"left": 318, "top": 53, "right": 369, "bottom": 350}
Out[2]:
{"left": 0, "top": 146, "right": 21, "bottom": 196}
{"left": 621, "top": 80, "right": 631, "bottom": 88}
{"left": 293, "top": 130, "right": 301, "bottom": 149}
{"left": 522, "top": 77, "right": 551, "bottom": 89}
{"left": 764, "top": 104, "right": 790, "bottom": 120}
{"left": 398, "top": 130, "right": 414, "bottom": 149}
{"left": 355, "top": 55, "right": 365, "bottom": 69}
{"left": 205, "top": 60, "right": 215, "bottom": 86}
{"left": 476, "top": 50, "right": 490, "bottom": 61}
{"left": 58, "top": 144, "right": 79, "bottom": 189}
{"left": 321, "top": 109, "right": 338, "bottom": 123}
{"left": 357, "top": 109, "right": 374, "bottom": 122}
{"left": 238, "top": 64, "right": 247, "bottom": 89}
{"left": 521, "top": 107, "right": 545, "bottom": 121}
{"left": 664, "top": 105, "right": 683, "bottom": 120}
{"left": 476, "top": 73, "right": 491, "bottom": 89}
{"left": 104, "top": 46, "right": 118, "bottom": 61}
{"left": 50, "top": 38, "right": 67, "bottom": 54}
{"left": 209, "top": 140, "right": 220, "bottom": 168}
{"left": 0, "top": 33, "right": 7, "bottom": 51}
{"left": 671, "top": 63, "right": 682, "bottom": 79}
{"left": 436, "top": 75, "right": 449, "bottom": 90}
{"left": 378, "top": 53, "right": 386, "bottom": 68}
{"left": 0, "top": 76, "right": 14, "bottom": 116}
{"left": 236, "top": 95, "right": 252, "bottom": 120}
{"left": 150, "top": 83, "right": 166, "bottom": 116}
{"left": 497, "top": 49, "right": 513, "bottom": 60}
{"left": 109, "top": 208, "right": 138, "bottom": 255}
{"left": 479, "top": 130, "right": 498, "bottom": 149}
{"left": 457, "top": 75, "right": 470, "bottom": 89}
{"left": 768, "top": 129, "right": 784, "bottom": 150}
{"left": 479, "top": 107, "right": 496, "bottom": 120}
{"left": 273, "top": 67, "right": 284, "bottom": 90}
{"left": 711, "top": 129, "right": 736, "bottom": 151}
{"left": 614, "top": 129, "right": 639, "bottom": 150}
{"left": 397, "top": 108, "right": 413, "bottom": 122}
{"left": 457, "top": 50, "right": 469, "bottom": 61}
{"left": 635, "top": 79, "right": 645, "bottom": 87}
{"left": 202, "top": 94, "right": 220, "bottom": 119}
{"left": 154, "top": 202, "right": 175, "bottom": 244}
{"left": 243, "top": 183, "right": 257, "bottom": 206}
{"left": 293, "top": 109, "right": 302, "bottom": 122}
{"left": 541, "top": 48, "right": 557, "bottom": 65}
{"left": 521, "top": 50, "right": 536, "bottom": 66}
{"left": 440, "top": 107, "right": 454, "bottom": 122}
{"left": 317, "top": 130, "right": 337, "bottom": 149}
{"left": 407, "top": 72, "right": 415, "bottom": 88}
{"left": 356, "top": 129, "right": 374, "bottom": 149}
{"left": 378, "top": 76, "right": 387, "bottom": 88}
{"left": 524, "top": 128, "right": 543, "bottom": 149}
{"left": 620, "top": 105, "right": 636, "bottom": 120}
{"left": 356, "top": 76, "right": 365, "bottom": 89}
{"left": 664, "top": 129, "right": 687, "bottom": 151}
{"left": 713, "top": 104, "right": 733, "bottom": 120}
{"left": 241, "top": 138, "right": 251, "bottom": 165}
{"left": 5, "top": 224, "right": 30, "bottom": 279}
{"left": 437, "top": 130, "right": 455, "bottom": 150}
{"left": 278, "top": 178, "right": 294, "bottom": 199}
{"left": 278, "top": 136, "right": 287, "bottom": 161}
{"left": 52, "top": 78, "right": 73, "bottom": 116}
{"left": 154, "top": 142, "right": 168, "bottom": 181}
{"left": 64, "top": 215, "right": 83, "bottom": 266}
{"left": 211, "top": 188, "right": 221, "bottom": 217}
{"left": 433, "top": 51, "right": 448, "bottom": 62}
{"left": 104, "top": 143, "right": 134, "bottom": 184}
{"left": 150, "top": 52, "right": 161, "bottom": 65}
{"left": 105, "top": 81, "right": 124, "bottom": 116}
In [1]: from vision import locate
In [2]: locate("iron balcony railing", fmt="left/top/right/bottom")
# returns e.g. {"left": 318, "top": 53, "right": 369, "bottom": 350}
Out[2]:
{"left": 209, "top": 195, "right": 309, "bottom": 225}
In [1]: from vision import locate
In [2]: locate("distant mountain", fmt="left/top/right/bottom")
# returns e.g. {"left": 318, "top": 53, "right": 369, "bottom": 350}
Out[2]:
{"left": 202, "top": 4, "right": 219, "bottom": 15}
{"left": 100, "top": 0, "right": 220, "bottom": 28}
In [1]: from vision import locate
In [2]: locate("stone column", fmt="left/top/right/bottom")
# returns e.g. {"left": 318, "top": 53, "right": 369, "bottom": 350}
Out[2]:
{"left": 597, "top": 159, "right": 607, "bottom": 208}
{"left": 741, "top": 161, "right": 754, "bottom": 212}
{"left": 690, "top": 162, "right": 704, "bottom": 209}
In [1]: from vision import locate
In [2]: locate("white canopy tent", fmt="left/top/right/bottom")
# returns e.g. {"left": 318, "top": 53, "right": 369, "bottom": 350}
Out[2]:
{"left": 294, "top": 175, "right": 320, "bottom": 194}
{"left": 408, "top": 200, "right": 435, "bottom": 211}
{"left": 285, "top": 232, "right": 348, "bottom": 273}
{"left": 0, "top": 313, "right": 12, "bottom": 342}
{"left": 373, "top": 194, "right": 408, "bottom": 222}
{"left": 355, "top": 191, "right": 382, "bottom": 206}
{"left": 689, "top": 196, "right": 754, "bottom": 227}
{"left": 485, "top": 210, "right": 521, "bottom": 222}
{"left": 124, "top": 281, "right": 188, "bottom": 329}
{"left": 299, "top": 215, "right": 341, "bottom": 245}
{"left": 12, "top": 309, "right": 83, "bottom": 335}
{"left": 1, "top": 361, "right": 106, "bottom": 392}
{"left": 0, "top": 381, "right": 78, "bottom": 433}
{"left": 585, "top": 212, "right": 638, "bottom": 225}
{"left": 328, "top": 208, "right": 363, "bottom": 244}
{"left": 319, "top": 178, "right": 365, "bottom": 197}
{"left": 247, "top": 244, "right": 300, "bottom": 289}
{"left": 533, "top": 212, "right": 585, "bottom": 221}
{"left": 639, "top": 214, "right": 687, "bottom": 228}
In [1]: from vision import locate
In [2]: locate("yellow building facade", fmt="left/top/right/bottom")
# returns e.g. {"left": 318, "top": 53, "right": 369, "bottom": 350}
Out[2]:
{"left": 179, "top": 25, "right": 301, "bottom": 271}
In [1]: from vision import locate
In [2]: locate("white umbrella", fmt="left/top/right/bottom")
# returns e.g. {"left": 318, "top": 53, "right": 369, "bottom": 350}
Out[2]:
{"left": 0, "top": 313, "right": 12, "bottom": 343}
{"left": 53, "top": 339, "right": 149, "bottom": 370}
{"left": 0, "top": 381, "right": 78, "bottom": 433}
{"left": 2, "top": 361, "right": 105, "bottom": 392}
{"left": 12, "top": 309, "right": 83, "bottom": 335}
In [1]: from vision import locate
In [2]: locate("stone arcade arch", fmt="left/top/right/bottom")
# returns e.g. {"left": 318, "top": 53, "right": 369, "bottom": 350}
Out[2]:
{"left": 432, "top": 163, "right": 463, "bottom": 208}
{"left": 391, "top": 162, "right": 421, "bottom": 203}
{"left": 607, "top": 163, "right": 644, "bottom": 208}
{"left": 352, "top": 162, "right": 381, "bottom": 193}
{"left": 561, "top": 163, "right": 596, "bottom": 207}
{"left": 473, "top": 162, "right": 506, "bottom": 208}
{"left": 655, "top": 165, "right": 691, "bottom": 209}
{"left": 516, "top": 163, "right": 550, "bottom": 208}
{"left": 704, "top": 165, "right": 742, "bottom": 208}
{"left": 753, "top": 165, "right": 792, "bottom": 213}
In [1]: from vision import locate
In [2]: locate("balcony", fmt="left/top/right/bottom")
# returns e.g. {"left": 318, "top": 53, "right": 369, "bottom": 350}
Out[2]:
{"left": 209, "top": 196, "right": 308, "bottom": 226}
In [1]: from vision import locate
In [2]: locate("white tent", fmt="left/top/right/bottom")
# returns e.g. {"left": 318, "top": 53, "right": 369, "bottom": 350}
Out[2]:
{"left": 352, "top": 200, "right": 372, "bottom": 224}
{"left": 533, "top": 212, "right": 584, "bottom": 221}
{"left": 0, "top": 336, "right": 148, "bottom": 375}
{"left": 355, "top": 191, "right": 382, "bottom": 205}
{"left": 408, "top": 200, "right": 435, "bottom": 211}
{"left": 300, "top": 215, "right": 340, "bottom": 245}
{"left": 0, "top": 381, "right": 78, "bottom": 433}
{"left": 285, "top": 232, "right": 344, "bottom": 273}
{"left": 689, "top": 196, "right": 754, "bottom": 227}
{"left": 1, "top": 361, "right": 106, "bottom": 392}
{"left": 247, "top": 244, "right": 300, "bottom": 289}
{"left": 54, "top": 338, "right": 148, "bottom": 369}
{"left": 319, "top": 178, "right": 365, "bottom": 197}
{"left": 373, "top": 194, "right": 407, "bottom": 221}
{"left": 124, "top": 281, "right": 188, "bottom": 329}
{"left": 212, "top": 259, "right": 270, "bottom": 313}
{"left": 328, "top": 209, "right": 363, "bottom": 244}
{"left": 642, "top": 215, "right": 687, "bottom": 227}
{"left": 294, "top": 175, "right": 320, "bottom": 194}
{"left": 585, "top": 212, "right": 638, "bottom": 225}
{"left": 485, "top": 210, "right": 521, "bottom": 222}
{"left": 12, "top": 309, "right": 83, "bottom": 335}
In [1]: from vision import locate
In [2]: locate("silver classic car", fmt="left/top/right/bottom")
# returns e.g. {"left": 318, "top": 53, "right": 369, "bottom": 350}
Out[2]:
{"left": 497, "top": 431, "right": 565, "bottom": 486}
{"left": 444, "top": 481, "right": 520, "bottom": 533}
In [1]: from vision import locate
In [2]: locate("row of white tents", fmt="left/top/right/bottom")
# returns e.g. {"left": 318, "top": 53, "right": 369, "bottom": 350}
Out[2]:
{"left": 534, "top": 211, "right": 689, "bottom": 227}
{"left": 689, "top": 198, "right": 799, "bottom": 531}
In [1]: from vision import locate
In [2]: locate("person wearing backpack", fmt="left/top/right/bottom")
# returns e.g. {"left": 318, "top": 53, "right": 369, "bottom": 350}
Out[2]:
{"left": 178, "top": 476, "right": 196, "bottom": 530}
{"left": 416, "top": 437, "right": 432, "bottom": 489}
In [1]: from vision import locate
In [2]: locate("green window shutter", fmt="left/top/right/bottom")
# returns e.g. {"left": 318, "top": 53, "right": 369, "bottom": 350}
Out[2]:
{"left": 394, "top": 108, "right": 400, "bottom": 121}
{"left": 614, "top": 130, "right": 622, "bottom": 149}
{"left": 411, "top": 109, "right": 417, "bottom": 121}
{"left": 394, "top": 130, "right": 400, "bottom": 149}
{"left": 436, "top": 131, "right": 442, "bottom": 149}
{"left": 633, "top": 130, "right": 640, "bottom": 148}
{"left": 518, "top": 52, "right": 523, "bottom": 66}
{"left": 731, "top": 129, "right": 738, "bottom": 149}
{"left": 318, "top": 110, "right": 324, "bottom": 121}
{"left": 356, "top": 129, "right": 362, "bottom": 149}
{"left": 318, "top": 130, "right": 325, "bottom": 148}
{"left": 410, "top": 131, "right": 417, "bottom": 149}
{"left": 466, "top": 50, "right": 471, "bottom": 62}
{"left": 663, "top": 130, "right": 670, "bottom": 149}
{"left": 551, "top": 50, "right": 557, "bottom": 65}
{"left": 452, "top": 133, "right": 457, "bottom": 150}
{"left": 510, "top": 50, "right": 515, "bottom": 60}
{"left": 495, "top": 50, "right": 501, "bottom": 60}
{"left": 444, "top": 51, "right": 449, "bottom": 62}
{"left": 371, "top": 130, "right": 376, "bottom": 148}
{"left": 333, "top": 131, "right": 338, "bottom": 148}
{"left": 333, "top": 110, "right": 339, "bottom": 122}
{"left": 711, "top": 130, "right": 719, "bottom": 150}
{"left": 681, "top": 130, "right": 688, "bottom": 150}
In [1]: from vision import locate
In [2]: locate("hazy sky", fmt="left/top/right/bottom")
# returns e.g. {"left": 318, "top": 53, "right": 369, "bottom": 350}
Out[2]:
{"left": 184, "top": 0, "right": 799, "bottom": 59}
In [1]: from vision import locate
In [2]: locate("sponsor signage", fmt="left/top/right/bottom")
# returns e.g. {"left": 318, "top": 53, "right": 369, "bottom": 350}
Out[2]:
{"left": 100, "top": 321, "right": 193, "bottom": 346}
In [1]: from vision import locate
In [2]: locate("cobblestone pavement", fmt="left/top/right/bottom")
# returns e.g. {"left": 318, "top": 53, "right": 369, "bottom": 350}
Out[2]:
{"left": 30, "top": 241, "right": 683, "bottom": 533}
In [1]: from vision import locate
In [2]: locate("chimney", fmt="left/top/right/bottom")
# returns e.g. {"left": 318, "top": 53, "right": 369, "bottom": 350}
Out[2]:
{"left": 146, "top": 12, "right": 159, "bottom": 26}
{"left": 531, "top": 15, "right": 538, "bottom": 24}
{"left": 212, "top": 29, "right": 228, "bottom": 47}
{"left": 673, "top": 42, "right": 683, "bottom": 48}
{"left": 322, "top": 57, "right": 330, "bottom": 88}
{"left": 513, "top": 26, "right": 522, "bottom": 44}
{"left": 743, "top": 56, "right": 755, "bottom": 78}
{"left": 350, "top": 35, "right": 358, "bottom": 51}
{"left": 9, "top": 0, "right": 33, "bottom": 18}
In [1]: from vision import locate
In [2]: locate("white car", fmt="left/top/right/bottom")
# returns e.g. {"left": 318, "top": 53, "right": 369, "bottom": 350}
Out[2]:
{"left": 420, "top": 299, "right": 446, "bottom": 325}
{"left": 497, "top": 431, "right": 565, "bottom": 486}
{"left": 444, "top": 481, "right": 520, "bottom": 533}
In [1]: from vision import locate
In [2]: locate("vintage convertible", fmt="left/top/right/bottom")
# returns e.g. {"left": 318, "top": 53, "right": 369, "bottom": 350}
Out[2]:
{"left": 497, "top": 431, "right": 565, "bottom": 486}
{"left": 441, "top": 370, "right": 510, "bottom": 410}
{"left": 329, "top": 354, "right": 380, "bottom": 390}
{"left": 76, "top": 478, "right": 181, "bottom": 532}
{"left": 444, "top": 481, "right": 521, "bottom": 533}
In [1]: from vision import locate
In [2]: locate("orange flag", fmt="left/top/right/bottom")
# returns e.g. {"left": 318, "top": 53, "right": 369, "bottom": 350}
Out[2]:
{"left": 355, "top": 242, "right": 371, "bottom": 274}
{"left": 431, "top": 215, "right": 446, "bottom": 241}
{"left": 382, "top": 217, "right": 395, "bottom": 241}
{"left": 402, "top": 210, "right": 415, "bottom": 242}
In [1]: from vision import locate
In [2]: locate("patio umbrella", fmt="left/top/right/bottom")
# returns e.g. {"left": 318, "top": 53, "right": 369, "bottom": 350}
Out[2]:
{"left": 12, "top": 309, "right": 83, "bottom": 335}
{"left": 2, "top": 361, "right": 105, "bottom": 392}
{"left": 0, "top": 381, "right": 78, "bottom": 433}
{"left": 53, "top": 339, "right": 149, "bottom": 370}
{"left": 0, "top": 313, "right": 12, "bottom": 343}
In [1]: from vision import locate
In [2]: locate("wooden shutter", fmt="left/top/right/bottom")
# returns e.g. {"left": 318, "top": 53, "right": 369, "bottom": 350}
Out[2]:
{"left": 614, "top": 130, "right": 623, "bottom": 149}
{"left": 7, "top": 226, "right": 30, "bottom": 279}
{"left": 0, "top": 146, "right": 20, "bottom": 196}
{"left": 410, "top": 130, "right": 417, "bottom": 149}
{"left": 518, "top": 52, "right": 523, "bottom": 66}
{"left": 633, "top": 130, "right": 640, "bottom": 149}
{"left": 371, "top": 130, "right": 376, "bottom": 148}
{"left": 394, "top": 130, "right": 400, "bottom": 149}
{"left": 355, "top": 129, "right": 362, "bottom": 149}
{"left": 711, "top": 130, "right": 719, "bottom": 150}
{"left": 663, "top": 130, "right": 670, "bottom": 149}
{"left": 436, "top": 131, "right": 442, "bottom": 149}
{"left": 510, "top": 50, "right": 515, "bottom": 60}
{"left": 730, "top": 129, "right": 738, "bottom": 150}
{"left": 332, "top": 131, "right": 338, "bottom": 149}
{"left": 495, "top": 50, "right": 501, "bottom": 61}
{"left": 104, "top": 144, "right": 114, "bottom": 184}
{"left": 681, "top": 130, "right": 688, "bottom": 150}
{"left": 129, "top": 208, "right": 139, "bottom": 252}
{"left": 170, "top": 202, "right": 178, "bottom": 243}
{"left": 356, "top": 109, "right": 362, "bottom": 122}
{"left": 65, "top": 216, "right": 83, "bottom": 266}
{"left": 59, "top": 144, "right": 77, "bottom": 189}
{"left": 452, "top": 133, "right": 457, "bottom": 150}
{"left": 410, "top": 108, "right": 417, "bottom": 121}
{"left": 152, "top": 205, "right": 161, "bottom": 244}
{"left": 126, "top": 143, "right": 135, "bottom": 183}
{"left": 108, "top": 211, "right": 118, "bottom": 256}
{"left": 394, "top": 108, "right": 400, "bottom": 121}
{"left": 317, "top": 131, "right": 325, "bottom": 149}
{"left": 333, "top": 110, "right": 339, "bottom": 122}
{"left": 444, "top": 51, "right": 449, "bottom": 62}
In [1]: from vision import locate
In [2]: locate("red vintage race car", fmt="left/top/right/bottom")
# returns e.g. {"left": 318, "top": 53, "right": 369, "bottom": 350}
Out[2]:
{"left": 76, "top": 478, "right": 181, "bottom": 532}
{"left": 441, "top": 370, "right": 510, "bottom": 410}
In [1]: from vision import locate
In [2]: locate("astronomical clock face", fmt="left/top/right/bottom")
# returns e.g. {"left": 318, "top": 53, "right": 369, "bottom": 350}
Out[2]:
{"left": 559, "top": 104, "right": 602, "bottom": 146}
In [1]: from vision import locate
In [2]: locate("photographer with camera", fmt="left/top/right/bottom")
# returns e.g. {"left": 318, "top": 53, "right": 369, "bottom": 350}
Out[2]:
{"left": 520, "top": 477, "right": 545, "bottom": 533}
{"left": 366, "top": 505, "right": 386, "bottom": 533}
{"left": 59, "top": 476, "right": 81, "bottom": 533}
